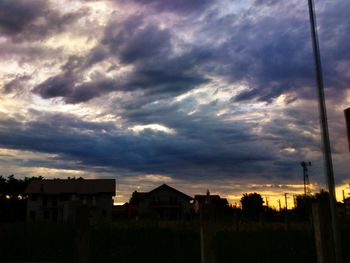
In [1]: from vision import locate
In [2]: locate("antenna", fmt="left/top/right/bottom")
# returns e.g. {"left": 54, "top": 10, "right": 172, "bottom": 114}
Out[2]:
{"left": 300, "top": 161, "right": 312, "bottom": 195}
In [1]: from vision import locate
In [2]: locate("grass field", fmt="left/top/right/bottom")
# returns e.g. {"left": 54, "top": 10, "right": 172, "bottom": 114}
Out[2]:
{"left": 0, "top": 221, "right": 349, "bottom": 263}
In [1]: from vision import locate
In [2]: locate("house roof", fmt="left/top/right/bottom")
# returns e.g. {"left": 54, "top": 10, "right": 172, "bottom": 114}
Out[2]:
{"left": 194, "top": 195, "right": 229, "bottom": 205}
{"left": 24, "top": 179, "right": 116, "bottom": 195}
{"left": 148, "top": 184, "right": 193, "bottom": 200}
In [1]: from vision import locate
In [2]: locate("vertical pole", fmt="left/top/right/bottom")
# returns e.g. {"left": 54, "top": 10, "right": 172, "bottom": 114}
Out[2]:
{"left": 312, "top": 202, "right": 333, "bottom": 263}
{"left": 307, "top": 1, "right": 342, "bottom": 262}
{"left": 200, "top": 201, "right": 216, "bottom": 263}
{"left": 284, "top": 193, "right": 288, "bottom": 210}
{"left": 344, "top": 108, "right": 350, "bottom": 152}
{"left": 284, "top": 193, "right": 289, "bottom": 230}
{"left": 302, "top": 162, "right": 307, "bottom": 196}
{"left": 278, "top": 199, "right": 281, "bottom": 212}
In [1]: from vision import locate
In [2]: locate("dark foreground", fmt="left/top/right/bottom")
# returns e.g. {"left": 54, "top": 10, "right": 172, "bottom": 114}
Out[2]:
{"left": 0, "top": 221, "right": 349, "bottom": 263}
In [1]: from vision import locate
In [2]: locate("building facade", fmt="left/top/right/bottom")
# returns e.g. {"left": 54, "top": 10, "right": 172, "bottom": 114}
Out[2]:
{"left": 25, "top": 179, "right": 115, "bottom": 222}
{"left": 133, "top": 184, "right": 193, "bottom": 219}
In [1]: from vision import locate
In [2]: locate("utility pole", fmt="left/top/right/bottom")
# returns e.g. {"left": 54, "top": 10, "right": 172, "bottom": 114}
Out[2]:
{"left": 278, "top": 199, "right": 281, "bottom": 212}
{"left": 284, "top": 193, "right": 289, "bottom": 230}
{"left": 301, "top": 161, "right": 312, "bottom": 195}
{"left": 307, "top": 0, "right": 342, "bottom": 262}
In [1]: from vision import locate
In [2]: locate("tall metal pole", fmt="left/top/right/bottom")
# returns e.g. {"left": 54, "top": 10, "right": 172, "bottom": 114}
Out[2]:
{"left": 345, "top": 108, "right": 350, "bottom": 152}
{"left": 301, "top": 161, "right": 311, "bottom": 195}
{"left": 307, "top": 1, "right": 342, "bottom": 262}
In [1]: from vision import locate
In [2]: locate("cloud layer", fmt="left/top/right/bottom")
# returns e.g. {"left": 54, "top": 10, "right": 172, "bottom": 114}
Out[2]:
{"left": 1, "top": 0, "right": 349, "bottom": 203}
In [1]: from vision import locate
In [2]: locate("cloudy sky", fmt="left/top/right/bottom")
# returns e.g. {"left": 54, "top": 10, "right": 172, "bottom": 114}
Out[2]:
{"left": 0, "top": 0, "right": 349, "bottom": 206}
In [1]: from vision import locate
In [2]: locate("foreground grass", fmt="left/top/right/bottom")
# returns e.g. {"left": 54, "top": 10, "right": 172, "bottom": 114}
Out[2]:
{"left": 0, "top": 222, "right": 75, "bottom": 262}
{"left": 0, "top": 221, "right": 349, "bottom": 263}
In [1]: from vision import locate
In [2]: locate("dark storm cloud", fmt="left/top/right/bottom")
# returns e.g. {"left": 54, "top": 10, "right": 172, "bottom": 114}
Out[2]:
{"left": 0, "top": 110, "right": 281, "bottom": 180}
{"left": 33, "top": 15, "right": 208, "bottom": 104}
{"left": 228, "top": 0, "right": 350, "bottom": 103}
{"left": 127, "top": 0, "right": 211, "bottom": 14}
{"left": 0, "top": 0, "right": 46, "bottom": 35}
{"left": 315, "top": 1, "right": 350, "bottom": 97}
{"left": 103, "top": 18, "right": 172, "bottom": 64}
{"left": 33, "top": 74, "right": 118, "bottom": 104}
{"left": 33, "top": 74, "right": 76, "bottom": 99}
{"left": 65, "top": 79, "right": 117, "bottom": 104}
{"left": 4, "top": 0, "right": 348, "bottom": 186}
{"left": 223, "top": 9, "right": 314, "bottom": 102}
{"left": 8, "top": 0, "right": 350, "bottom": 106}
{"left": 0, "top": 0, "right": 87, "bottom": 42}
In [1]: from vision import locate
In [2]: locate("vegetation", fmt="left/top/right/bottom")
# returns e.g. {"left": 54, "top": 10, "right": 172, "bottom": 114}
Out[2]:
{"left": 240, "top": 192, "right": 264, "bottom": 220}
{"left": 0, "top": 175, "right": 43, "bottom": 222}
{"left": 1, "top": 221, "right": 349, "bottom": 263}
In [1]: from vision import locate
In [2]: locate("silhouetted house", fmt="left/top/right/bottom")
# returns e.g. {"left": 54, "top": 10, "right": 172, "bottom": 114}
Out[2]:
{"left": 194, "top": 193, "right": 229, "bottom": 216}
{"left": 133, "top": 184, "right": 193, "bottom": 219}
{"left": 25, "top": 179, "right": 115, "bottom": 222}
{"left": 128, "top": 191, "right": 148, "bottom": 217}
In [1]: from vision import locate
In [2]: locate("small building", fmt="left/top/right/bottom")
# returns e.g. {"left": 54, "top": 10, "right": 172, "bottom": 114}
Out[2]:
{"left": 25, "top": 179, "right": 115, "bottom": 222}
{"left": 132, "top": 184, "right": 193, "bottom": 219}
{"left": 194, "top": 192, "right": 229, "bottom": 216}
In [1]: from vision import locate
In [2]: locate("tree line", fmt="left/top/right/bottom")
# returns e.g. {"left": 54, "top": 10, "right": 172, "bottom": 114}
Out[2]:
{"left": 0, "top": 174, "right": 43, "bottom": 200}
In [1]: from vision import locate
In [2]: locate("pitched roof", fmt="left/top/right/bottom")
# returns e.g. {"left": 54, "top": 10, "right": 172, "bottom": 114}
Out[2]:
{"left": 194, "top": 195, "right": 229, "bottom": 205}
{"left": 148, "top": 184, "right": 193, "bottom": 200}
{"left": 24, "top": 179, "right": 116, "bottom": 195}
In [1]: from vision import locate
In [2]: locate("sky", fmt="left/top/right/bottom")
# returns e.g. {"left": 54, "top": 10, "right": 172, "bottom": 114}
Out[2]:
{"left": 0, "top": 0, "right": 349, "bottom": 207}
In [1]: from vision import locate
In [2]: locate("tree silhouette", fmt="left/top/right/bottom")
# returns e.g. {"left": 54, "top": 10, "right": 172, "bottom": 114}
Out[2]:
{"left": 0, "top": 175, "right": 43, "bottom": 200}
{"left": 0, "top": 175, "right": 39, "bottom": 221}
{"left": 294, "top": 194, "right": 314, "bottom": 220}
{"left": 293, "top": 190, "right": 331, "bottom": 221}
{"left": 240, "top": 192, "right": 264, "bottom": 220}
